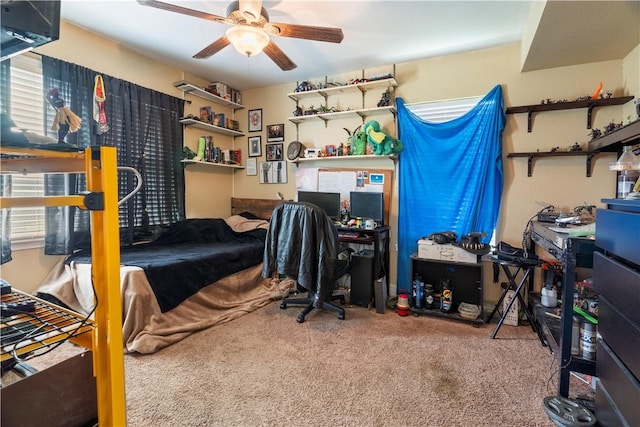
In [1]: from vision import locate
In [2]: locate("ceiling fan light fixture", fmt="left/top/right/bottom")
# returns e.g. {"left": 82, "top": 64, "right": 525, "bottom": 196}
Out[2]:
{"left": 226, "top": 25, "right": 269, "bottom": 57}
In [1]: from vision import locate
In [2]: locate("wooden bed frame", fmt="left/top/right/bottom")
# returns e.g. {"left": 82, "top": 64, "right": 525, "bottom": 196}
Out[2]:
{"left": 231, "top": 197, "right": 286, "bottom": 220}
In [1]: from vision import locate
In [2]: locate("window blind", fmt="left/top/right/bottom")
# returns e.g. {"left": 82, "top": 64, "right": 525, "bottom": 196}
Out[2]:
{"left": 405, "top": 96, "right": 481, "bottom": 123}
{"left": 8, "top": 54, "right": 46, "bottom": 245}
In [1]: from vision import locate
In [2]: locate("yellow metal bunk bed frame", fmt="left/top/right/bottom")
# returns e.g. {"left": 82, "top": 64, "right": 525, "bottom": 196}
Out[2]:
{"left": 0, "top": 145, "right": 126, "bottom": 425}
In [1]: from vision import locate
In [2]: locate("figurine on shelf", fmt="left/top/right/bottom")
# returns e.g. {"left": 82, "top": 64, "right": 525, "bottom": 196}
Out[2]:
{"left": 604, "top": 120, "right": 623, "bottom": 134}
{"left": 377, "top": 89, "right": 391, "bottom": 107}
{"left": 350, "top": 130, "right": 368, "bottom": 156}
{"left": 589, "top": 128, "right": 602, "bottom": 140}
{"left": 45, "top": 88, "right": 82, "bottom": 143}
{"left": 569, "top": 142, "right": 583, "bottom": 151}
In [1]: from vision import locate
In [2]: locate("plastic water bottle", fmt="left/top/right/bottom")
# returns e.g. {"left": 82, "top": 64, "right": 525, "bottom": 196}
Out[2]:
{"left": 541, "top": 284, "right": 557, "bottom": 308}
{"left": 412, "top": 274, "right": 423, "bottom": 309}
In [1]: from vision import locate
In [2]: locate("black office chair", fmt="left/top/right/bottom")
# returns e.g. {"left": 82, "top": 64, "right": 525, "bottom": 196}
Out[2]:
{"left": 262, "top": 201, "right": 351, "bottom": 323}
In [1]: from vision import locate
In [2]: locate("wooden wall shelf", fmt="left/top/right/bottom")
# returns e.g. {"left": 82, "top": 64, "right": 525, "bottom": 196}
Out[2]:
{"left": 179, "top": 118, "right": 244, "bottom": 137}
{"left": 506, "top": 96, "right": 634, "bottom": 132}
{"left": 507, "top": 151, "right": 602, "bottom": 177}
{"left": 181, "top": 159, "right": 243, "bottom": 169}
{"left": 588, "top": 119, "right": 640, "bottom": 152}
{"left": 290, "top": 154, "right": 398, "bottom": 166}
{"left": 287, "top": 78, "right": 398, "bottom": 102}
{"left": 174, "top": 81, "right": 243, "bottom": 110}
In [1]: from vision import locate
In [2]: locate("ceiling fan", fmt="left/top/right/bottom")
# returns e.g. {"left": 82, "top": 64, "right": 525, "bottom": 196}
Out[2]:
{"left": 136, "top": 0, "right": 344, "bottom": 71}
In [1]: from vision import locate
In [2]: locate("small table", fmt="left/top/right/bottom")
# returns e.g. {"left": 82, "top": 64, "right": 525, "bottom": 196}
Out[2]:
{"left": 486, "top": 257, "right": 544, "bottom": 342}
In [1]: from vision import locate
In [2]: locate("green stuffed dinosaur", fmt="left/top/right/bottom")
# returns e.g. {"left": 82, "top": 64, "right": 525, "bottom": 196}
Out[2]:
{"left": 363, "top": 120, "right": 403, "bottom": 155}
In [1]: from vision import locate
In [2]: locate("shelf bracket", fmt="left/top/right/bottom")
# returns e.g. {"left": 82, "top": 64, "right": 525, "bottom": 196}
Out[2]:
{"left": 586, "top": 152, "right": 599, "bottom": 177}
{"left": 586, "top": 105, "right": 594, "bottom": 129}
{"left": 527, "top": 109, "right": 533, "bottom": 133}
{"left": 526, "top": 155, "right": 534, "bottom": 176}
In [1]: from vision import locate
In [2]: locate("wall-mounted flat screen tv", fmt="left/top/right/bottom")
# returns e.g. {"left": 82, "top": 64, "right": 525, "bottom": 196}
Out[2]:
{"left": 1, "top": 1, "right": 61, "bottom": 61}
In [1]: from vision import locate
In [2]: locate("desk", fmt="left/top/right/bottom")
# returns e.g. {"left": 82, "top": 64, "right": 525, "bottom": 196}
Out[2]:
{"left": 337, "top": 226, "right": 390, "bottom": 309}
{"left": 530, "top": 221, "right": 597, "bottom": 397}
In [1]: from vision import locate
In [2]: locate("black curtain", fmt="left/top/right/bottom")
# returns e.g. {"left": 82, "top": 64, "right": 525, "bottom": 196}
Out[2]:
{"left": 41, "top": 56, "right": 185, "bottom": 253}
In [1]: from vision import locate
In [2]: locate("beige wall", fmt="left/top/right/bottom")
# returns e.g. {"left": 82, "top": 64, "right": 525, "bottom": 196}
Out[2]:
{"left": 3, "top": 21, "right": 638, "bottom": 307}
{"left": 238, "top": 43, "right": 636, "bottom": 302}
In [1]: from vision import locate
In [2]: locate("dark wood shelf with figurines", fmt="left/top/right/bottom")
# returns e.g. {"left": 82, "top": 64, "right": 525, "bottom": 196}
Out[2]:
{"left": 507, "top": 117, "right": 640, "bottom": 177}
{"left": 588, "top": 118, "right": 640, "bottom": 152}
{"left": 506, "top": 145, "right": 603, "bottom": 177}
{"left": 506, "top": 95, "right": 634, "bottom": 132}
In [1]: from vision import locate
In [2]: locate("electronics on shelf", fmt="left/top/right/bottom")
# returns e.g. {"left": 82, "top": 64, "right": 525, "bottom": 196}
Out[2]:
{"left": 350, "top": 191, "right": 384, "bottom": 226}
{"left": 296, "top": 191, "right": 341, "bottom": 220}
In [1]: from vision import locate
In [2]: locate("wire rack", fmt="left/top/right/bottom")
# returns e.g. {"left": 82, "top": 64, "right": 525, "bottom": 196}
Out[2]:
{"left": 1, "top": 290, "right": 94, "bottom": 363}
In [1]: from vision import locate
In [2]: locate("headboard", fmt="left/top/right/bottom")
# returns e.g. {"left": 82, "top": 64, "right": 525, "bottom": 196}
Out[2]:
{"left": 231, "top": 198, "right": 285, "bottom": 220}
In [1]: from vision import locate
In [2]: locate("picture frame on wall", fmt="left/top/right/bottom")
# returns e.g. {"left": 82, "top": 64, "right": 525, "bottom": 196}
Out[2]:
{"left": 248, "top": 136, "right": 262, "bottom": 157}
{"left": 259, "top": 161, "right": 287, "bottom": 184}
{"left": 266, "top": 123, "right": 284, "bottom": 142}
{"left": 246, "top": 157, "right": 257, "bottom": 176}
{"left": 248, "top": 108, "right": 262, "bottom": 132}
{"left": 266, "top": 143, "right": 283, "bottom": 161}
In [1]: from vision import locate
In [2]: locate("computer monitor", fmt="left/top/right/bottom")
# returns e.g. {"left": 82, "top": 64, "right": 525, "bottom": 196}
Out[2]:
{"left": 297, "top": 191, "right": 341, "bottom": 220}
{"left": 350, "top": 191, "right": 384, "bottom": 225}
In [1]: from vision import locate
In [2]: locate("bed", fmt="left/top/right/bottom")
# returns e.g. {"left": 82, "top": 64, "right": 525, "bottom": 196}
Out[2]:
{"left": 35, "top": 198, "right": 290, "bottom": 354}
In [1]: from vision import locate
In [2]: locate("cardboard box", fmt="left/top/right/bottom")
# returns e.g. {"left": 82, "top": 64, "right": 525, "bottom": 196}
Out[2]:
{"left": 417, "top": 239, "right": 441, "bottom": 260}
{"left": 417, "top": 240, "right": 479, "bottom": 264}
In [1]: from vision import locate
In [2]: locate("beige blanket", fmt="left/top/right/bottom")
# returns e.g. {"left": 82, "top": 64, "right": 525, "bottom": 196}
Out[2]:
{"left": 36, "top": 216, "right": 294, "bottom": 354}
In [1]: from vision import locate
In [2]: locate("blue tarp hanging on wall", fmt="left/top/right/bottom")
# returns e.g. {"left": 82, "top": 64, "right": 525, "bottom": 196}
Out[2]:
{"left": 396, "top": 84, "right": 505, "bottom": 294}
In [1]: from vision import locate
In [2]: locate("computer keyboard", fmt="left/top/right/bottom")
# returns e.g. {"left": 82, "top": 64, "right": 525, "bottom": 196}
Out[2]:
{"left": 338, "top": 231, "right": 361, "bottom": 239}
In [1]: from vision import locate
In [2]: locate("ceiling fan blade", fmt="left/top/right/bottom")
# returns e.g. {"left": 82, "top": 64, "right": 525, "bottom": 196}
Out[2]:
{"left": 193, "top": 37, "right": 231, "bottom": 59}
{"left": 268, "top": 22, "right": 344, "bottom": 44}
{"left": 137, "top": 0, "right": 227, "bottom": 23}
{"left": 263, "top": 41, "right": 297, "bottom": 71}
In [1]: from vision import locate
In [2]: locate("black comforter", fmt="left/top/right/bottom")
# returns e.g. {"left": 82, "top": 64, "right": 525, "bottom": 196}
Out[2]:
{"left": 66, "top": 219, "right": 267, "bottom": 312}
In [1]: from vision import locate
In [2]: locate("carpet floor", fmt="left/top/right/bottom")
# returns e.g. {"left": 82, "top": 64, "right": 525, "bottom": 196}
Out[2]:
{"left": 119, "top": 302, "right": 569, "bottom": 426}
{"left": 13, "top": 300, "right": 594, "bottom": 426}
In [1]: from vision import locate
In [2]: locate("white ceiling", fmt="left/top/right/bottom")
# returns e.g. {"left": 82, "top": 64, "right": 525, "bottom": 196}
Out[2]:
{"left": 60, "top": 1, "right": 640, "bottom": 91}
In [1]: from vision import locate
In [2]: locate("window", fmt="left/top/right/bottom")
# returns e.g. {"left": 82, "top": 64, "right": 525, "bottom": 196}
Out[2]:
{"left": 7, "top": 54, "right": 46, "bottom": 247}
{"left": 406, "top": 95, "right": 496, "bottom": 247}
{"left": 405, "top": 96, "right": 481, "bottom": 123}
{"left": 3, "top": 55, "right": 185, "bottom": 255}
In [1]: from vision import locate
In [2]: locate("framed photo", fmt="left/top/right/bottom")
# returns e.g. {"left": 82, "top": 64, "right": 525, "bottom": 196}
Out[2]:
{"left": 259, "top": 161, "right": 287, "bottom": 184}
{"left": 267, "top": 123, "right": 284, "bottom": 142}
{"left": 266, "top": 143, "right": 283, "bottom": 161}
{"left": 199, "top": 106, "right": 212, "bottom": 123}
{"left": 248, "top": 136, "right": 262, "bottom": 157}
{"left": 248, "top": 108, "right": 262, "bottom": 132}
{"left": 246, "top": 157, "right": 257, "bottom": 176}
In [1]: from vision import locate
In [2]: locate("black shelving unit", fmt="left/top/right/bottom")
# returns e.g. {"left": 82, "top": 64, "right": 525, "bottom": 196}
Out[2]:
{"left": 531, "top": 221, "right": 597, "bottom": 397}
{"left": 409, "top": 255, "right": 483, "bottom": 327}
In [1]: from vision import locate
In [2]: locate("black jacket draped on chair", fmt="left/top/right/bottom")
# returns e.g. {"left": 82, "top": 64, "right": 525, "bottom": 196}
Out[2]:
{"left": 262, "top": 202, "right": 339, "bottom": 308}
